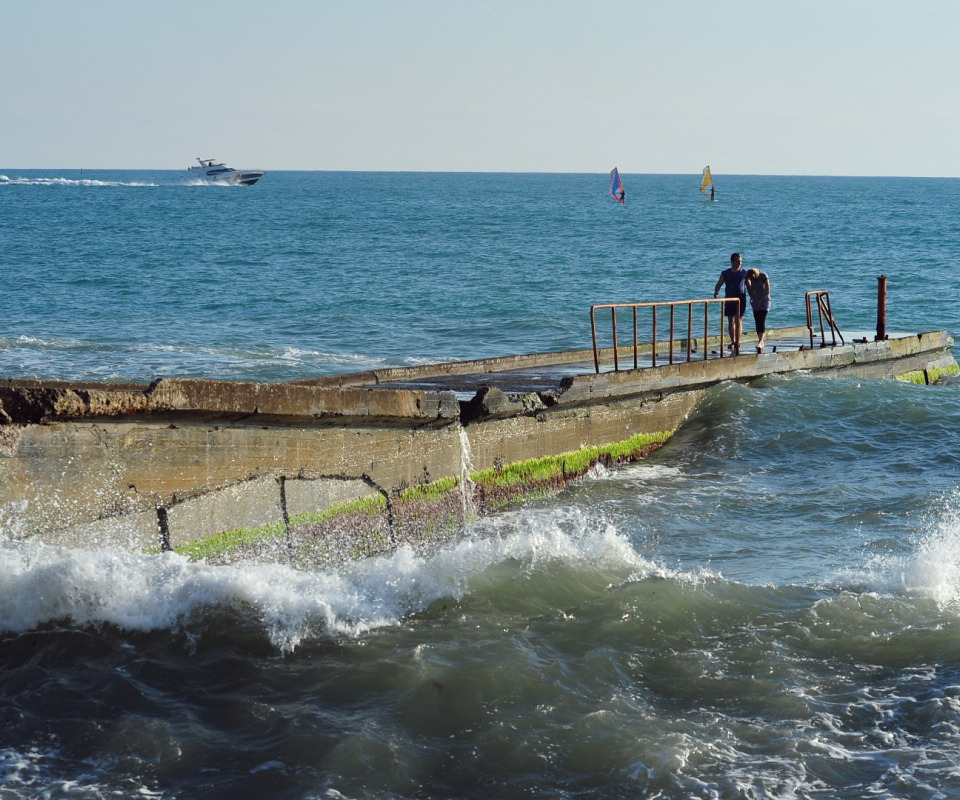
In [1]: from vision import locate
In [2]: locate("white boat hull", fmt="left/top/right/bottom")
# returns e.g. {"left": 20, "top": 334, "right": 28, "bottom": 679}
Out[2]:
{"left": 188, "top": 158, "right": 264, "bottom": 186}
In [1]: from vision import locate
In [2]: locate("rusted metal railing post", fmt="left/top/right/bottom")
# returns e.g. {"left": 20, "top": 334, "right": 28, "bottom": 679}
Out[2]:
{"left": 668, "top": 304, "right": 676, "bottom": 365}
{"left": 876, "top": 275, "right": 887, "bottom": 341}
{"left": 718, "top": 299, "right": 728, "bottom": 358}
{"left": 816, "top": 295, "right": 826, "bottom": 346}
{"left": 824, "top": 293, "right": 844, "bottom": 345}
{"left": 805, "top": 290, "right": 844, "bottom": 349}
{"left": 651, "top": 305, "right": 658, "bottom": 367}
{"left": 590, "top": 307, "right": 600, "bottom": 373}
{"left": 687, "top": 302, "right": 693, "bottom": 361}
{"left": 704, "top": 303, "right": 710, "bottom": 361}
{"left": 611, "top": 307, "right": 619, "bottom": 372}
{"left": 806, "top": 291, "right": 819, "bottom": 349}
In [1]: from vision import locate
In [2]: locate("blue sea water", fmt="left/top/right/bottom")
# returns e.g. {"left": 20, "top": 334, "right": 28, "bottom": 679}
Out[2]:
{"left": 3, "top": 170, "right": 958, "bottom": 381}
{"left": 2, "top": 169, "right": 960, "bottom": 798}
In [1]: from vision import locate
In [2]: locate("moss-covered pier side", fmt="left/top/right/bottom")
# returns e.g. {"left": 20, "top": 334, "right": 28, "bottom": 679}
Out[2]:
{"left": 0, "top": 328, "right": 955, "bottom": 554}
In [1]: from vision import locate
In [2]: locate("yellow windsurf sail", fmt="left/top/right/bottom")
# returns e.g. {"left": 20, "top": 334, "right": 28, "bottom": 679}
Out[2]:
{"left": 700, "top": 165, "right": 714, "bottom": 198}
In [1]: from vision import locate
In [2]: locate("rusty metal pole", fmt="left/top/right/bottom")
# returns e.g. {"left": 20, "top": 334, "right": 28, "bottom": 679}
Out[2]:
{"left": 704, "top": 303, "right": 710, "bottom": 361}
{"left": 651, "top": 305, "right": 658, "bottom": 367}
{"left": 669, "top": 303, "right": 676, "bottom": 365}
{"left": 611, "top": 307, "right": 619, "bottom": 372}
{"left": 156, "top": 506, "right": 171, "bottom": 552}
{"left": 876, "top": 275, "right": 887, "bottom": 341}
{"left": 590, "top": 307, "right": 600, "bottom": 373}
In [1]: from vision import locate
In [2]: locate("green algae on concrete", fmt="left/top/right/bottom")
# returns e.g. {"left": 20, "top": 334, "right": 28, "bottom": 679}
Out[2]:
{"left": 171, "top": 494, "right": 387, "bottom": 563}
{"left": 470, "top": 431, "right": 672, "bottom": 511}
{"left": 175, "top": 430, "right": 673, "bottom": 566}
{"left": 896, "top": 363, "right": 960, "bottom": 385}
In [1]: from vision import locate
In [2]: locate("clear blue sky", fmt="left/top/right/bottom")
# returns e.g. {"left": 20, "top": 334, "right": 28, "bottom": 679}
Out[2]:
{"left": 3, "top": 0, "right": 957, "bottom": 176}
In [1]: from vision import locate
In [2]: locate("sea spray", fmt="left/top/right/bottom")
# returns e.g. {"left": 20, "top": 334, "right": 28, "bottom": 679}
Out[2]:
{"left": 457, "top": 423, "right": 478, "bottom": 523}
{"left": 0, "top": 506, "right": 651, "bottom": 647}
{"left": 901, "top": 488, "right": 960, "bottom": 609}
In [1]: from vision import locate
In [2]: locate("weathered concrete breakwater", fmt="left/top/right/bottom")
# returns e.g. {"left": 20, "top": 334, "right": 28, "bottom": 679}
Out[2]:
{"left": 0, "top": 327, "right": 955, "bottom": 560}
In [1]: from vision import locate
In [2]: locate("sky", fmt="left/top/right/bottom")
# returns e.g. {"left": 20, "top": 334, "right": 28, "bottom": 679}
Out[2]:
{"left": 2, "top": 0, "right": 958, "bottom": 176}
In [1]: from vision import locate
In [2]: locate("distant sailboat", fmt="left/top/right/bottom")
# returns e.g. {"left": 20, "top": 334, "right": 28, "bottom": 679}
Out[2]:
{"left": 609, "top": 167, "right": 626, "bottom": 203}
{"left": 700, "top": 165, "right": 715, "bottom": 200}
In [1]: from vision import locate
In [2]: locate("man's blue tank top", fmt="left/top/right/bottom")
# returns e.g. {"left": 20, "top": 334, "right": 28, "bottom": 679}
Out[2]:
{"left": 721, "top": 267, "right": 747, "bottom": 297}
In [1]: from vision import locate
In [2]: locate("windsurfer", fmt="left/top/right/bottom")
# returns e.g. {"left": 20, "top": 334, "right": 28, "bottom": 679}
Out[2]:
{"left": 700, "top": 166, "right": 715, "bottom": 200}
{"left": 610, "top": 168, "right": 626, "bottom": 203}
{"left": 713, "top": 252, "right": 747, "bottom": 354}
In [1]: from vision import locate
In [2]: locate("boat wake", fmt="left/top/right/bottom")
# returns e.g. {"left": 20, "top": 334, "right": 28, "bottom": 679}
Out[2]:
{"left": 0, "top": 175, "right": 156, "bottom": 188}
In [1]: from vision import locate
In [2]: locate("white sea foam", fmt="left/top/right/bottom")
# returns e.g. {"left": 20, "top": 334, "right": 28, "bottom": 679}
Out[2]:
{"left": 0, "top": 507, "right": 656, "bottom": 652}
{"left": 837, "top": 488, "right": 960, "bottom": 610}
{"left": 182, "top": 178, "right": 242, "bottom": 187}
{"left": 0, "top": 744, "right": 163, "bottom": 798}
{"left": 0, "top": 175, "right": 156, "bottom": 187}
{"left": 604, "top": 463, "right": 685, "bottom": 485}
{"left": 901, "top": 489, "right": 960, "bottom": 608}
{"left": 194, "top": 344, "right": 457, "bottom": 374}
{"left": 0, "top": 334, "right": 93, "bottom": 351}
{"left": 0, "top": 334, "right": 440, "bottom": 383}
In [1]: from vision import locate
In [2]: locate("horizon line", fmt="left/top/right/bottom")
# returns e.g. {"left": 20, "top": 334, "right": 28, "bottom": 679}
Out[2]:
{"left": 2, "top": 167, "right": 959, "bottom": 180}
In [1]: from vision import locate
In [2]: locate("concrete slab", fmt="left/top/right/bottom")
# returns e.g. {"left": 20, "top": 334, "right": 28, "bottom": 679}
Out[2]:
{"left": 0, "top": 327, "right": 954, "bottom": 552}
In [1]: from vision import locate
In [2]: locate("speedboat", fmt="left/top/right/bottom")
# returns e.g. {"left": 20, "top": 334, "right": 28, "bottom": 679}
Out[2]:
{"left": 188, "top": 157, "right": 264, "bottom": 186}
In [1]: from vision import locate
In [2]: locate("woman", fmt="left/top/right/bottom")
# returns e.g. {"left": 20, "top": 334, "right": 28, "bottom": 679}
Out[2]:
{"left": 746, "top": 268, "right": 771, "bottom": 353}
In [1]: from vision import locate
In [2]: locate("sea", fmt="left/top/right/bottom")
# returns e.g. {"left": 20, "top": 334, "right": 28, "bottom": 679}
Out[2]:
{"left": 1, "top": 169, "right": 960, "bottom": 798}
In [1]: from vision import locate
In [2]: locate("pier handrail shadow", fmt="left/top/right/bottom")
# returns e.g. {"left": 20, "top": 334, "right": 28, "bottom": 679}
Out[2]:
{"left": 590, "top": 298, "right": 739, "bottom": 374}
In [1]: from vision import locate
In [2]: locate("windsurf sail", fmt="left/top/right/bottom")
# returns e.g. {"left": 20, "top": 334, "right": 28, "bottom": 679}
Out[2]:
{"left": 700, "top": 165, "right": 714, "bottom": 199}
{"left": 609, "top": 167, "right": 625, "bottom": 203}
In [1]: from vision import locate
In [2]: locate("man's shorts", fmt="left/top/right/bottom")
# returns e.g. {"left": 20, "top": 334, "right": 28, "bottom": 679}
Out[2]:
{"left": 724, "top": 295, "right": 746, "bottom": 318}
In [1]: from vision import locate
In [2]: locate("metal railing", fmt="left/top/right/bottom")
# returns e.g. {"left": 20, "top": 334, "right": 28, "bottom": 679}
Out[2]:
{"left": 805, "top": 290, "right": 844, "bottom": 349}
{"left": 590, "top": 298, "right": 739, "bottom": 374}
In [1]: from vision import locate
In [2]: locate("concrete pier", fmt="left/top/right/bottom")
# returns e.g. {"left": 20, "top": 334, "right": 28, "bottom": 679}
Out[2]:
{"left": 0, "top": 326, "right": 955, "bottom": 553}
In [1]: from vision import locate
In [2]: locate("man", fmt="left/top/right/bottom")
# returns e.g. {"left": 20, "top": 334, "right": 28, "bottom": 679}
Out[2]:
{"left": 713, "top": 252, "right": 747, "bottom": 354}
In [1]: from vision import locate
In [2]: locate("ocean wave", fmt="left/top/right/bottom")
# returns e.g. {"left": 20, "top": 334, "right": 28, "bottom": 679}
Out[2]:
{"left": 4, "top": 476, "right": 960, "bottom": 656}
{"left": 0, "top": 334, "right": 116, "bottom": 352}
{"left": 0, "top": 335, "right": 460, "bottom": 383}
{"left": 0, "top": 508, "right": 653, "bottom": 649}
{"left": 4, "top": 504, "right": 960, "bottom": 798}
